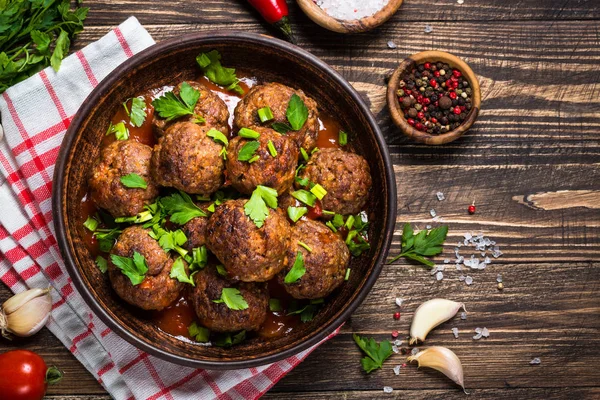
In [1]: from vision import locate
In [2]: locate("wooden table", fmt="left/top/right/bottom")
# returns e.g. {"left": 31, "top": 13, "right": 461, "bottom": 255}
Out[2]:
{"left": 2, "top": 1, "right": 599, "bottom": 398}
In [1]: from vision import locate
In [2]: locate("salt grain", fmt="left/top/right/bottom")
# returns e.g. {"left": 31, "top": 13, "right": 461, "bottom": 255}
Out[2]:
{"left": 317, "top": 0, "right": 390, "bottom": 20}
{"left": 383, "top": 386, "right": 393, "bottom": 393}
{"left": 444, "top": 258, "right": 450, "bottom": 264}
{"left": 460, "top": 311, "right": 467, "bottom": 320}
{"left": 426, "top": 225, "right": 432, "bottom": 229}
{"left": 457, "top": 0, "right": 464, "bottom": 4}
{"left": 424, "top": 24, "right": 433, "bottom": 33}
{"left": 465, "top": 276, "right": 473, "bottom": 285}
{"left": 473, "top": 332, "right": 483, "bottom": 340}
{"left": 482, "top": 327, "right": 490, "bottom": 337}
{"left": 436, "top": 271, "right": 444, "bottom": 281}
{"left": 458, "top": 275, "right": 465, "bottom": 281}
{"left": 456, "top": 264, "right": 463, "bottom": 271}
{"left": 496, "top": 274, "right": 503, "bottom": 283}
{"left": 430, "top": 209, "right": 437, "bottom": 217}
{"left": 395, "top": 297, "right": 404, "bottom": 307}
{"left": 452, "top": 327, "right": 459, "bottom": 338}
{"left": 411, "top": 347, "right": 420, "bottom": 355}
{"left": 392, "top": 345, "right": 400, "bottom": 354}
{"left": 394, "top": 339, "right": 403, "bottom": 346}
{"left": 393, "top": 365, "right": 401, "bottom": 375}
{"left": 387, "top": 40, "right": 397, "bottom": 49}
{"left": 436, "top": 192, "right": 445, "bottom": 201}
{"left": 530, "top": 357, "right": 541, "bottom": 365}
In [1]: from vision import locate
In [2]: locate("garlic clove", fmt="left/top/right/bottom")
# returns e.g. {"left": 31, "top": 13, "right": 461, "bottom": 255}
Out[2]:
{"left": 409, "top": 298, "right": 466, "bottom": 345}
{"left": 1, "top": 288, "right": 52, "bottom": 338}
{"left": 407, "top": 346, "right": 467, "bottom": 393}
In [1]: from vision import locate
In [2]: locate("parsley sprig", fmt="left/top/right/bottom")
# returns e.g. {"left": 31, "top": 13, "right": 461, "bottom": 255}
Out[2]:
{"left": 110, "top": 252, "right": 148, "bottom": 286}
{"left": 353, "top": 334, "right": 394, "bottom": 374}
{"left": 244, "top": 185, "right": 278, "bottom": 228}
{"left": 160, "top": 191, "right": 207, "bottom": 225}
{"left": 213, "top": 288, "right": 249, "bottom": 310}
{"left": 152, "top": 82, "right": 204, "bottom": 122}
{"left": 388, "top": 224, "right": 449, "bottom": 267}
{"left": 196, "top": 50, "right": 244, "bottom": 95}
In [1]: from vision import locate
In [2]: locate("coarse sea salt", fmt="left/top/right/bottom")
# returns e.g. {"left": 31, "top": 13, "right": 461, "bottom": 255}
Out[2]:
{"left": 392, "top": 345, "right": 400, "bottom": 354}
{"left": 436, "top": 192, "right": 445, "bottom": 201}
{"left": 383, "top": 386, "right": 393, "bottom": 393}
{"left": 395, "top": 297, "right": 404, "bottom": 307}
{"left": 430, "top": 209, "right": 437, "bottom": 217}
{"left": 460, "top": 311, "right": 467, "bottom": 320}
{"left": 530, "top": 357, "right": 541, "bottom": 365}
{"left": 452, "top": 327, "right": 459, "bottom": 338}
{"left": 411, "top": 347, "right": 420, "bottom": 355}
{"left": 387, "top": 40, "right": 397, "bottom": 49}
{"left": 394, "top": 339, "right": 403, "bottom": 346}
{"left": 316, "top": 0, "right": 390, "bottom": 21}
{"left": 393, "top": 365, "right": 401, "bottom": 375}
{"left": 436, "top": 271, "right": 444, "bottom": 281}
{"left": 424, "top": 24, "right": 433, "bottom": 33}
{"left": 465, "top": 276, "right": 473, "bottom": 285}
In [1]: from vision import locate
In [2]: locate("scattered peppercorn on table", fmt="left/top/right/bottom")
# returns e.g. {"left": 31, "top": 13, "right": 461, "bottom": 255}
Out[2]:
{"left": 2, "top": 1, "right": 600, "bottom": 399}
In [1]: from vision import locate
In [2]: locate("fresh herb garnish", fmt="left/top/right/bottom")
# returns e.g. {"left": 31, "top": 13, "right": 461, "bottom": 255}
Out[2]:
{"left": 244, "top": 185, "right": 278, "bottom": 228}
{"left": 267, "top": 140, "right": 277, "bottom": 157}
{"left": 291, "top": 190, "right": 316, "bottom": 207}
{"left": 238, "top": 127, "right": 260, "bottom": 139}
{"left": 95, "top": 256, "right": 108, "bottom": 273}
{"left": 152, "top": 82, "right": 203, "bottom": 122}
{"left": 207, "top": 128, "right": 229, "bottom": 146}
{"left": 300, "top": 147, "right": 309, "bottom": 162}
{"left": 190, "top": 246, "right": 208, "bottom": 271}
{"left": 128, "top": 97, "right": 147, "bottom": 127}
{"left": 287, "top": 299, "right": 322, "bottom": 322}
{"left": 160, "top": 191, "right": 207, "bottom": 225}
{"left": 353, "top": 334, "right": 394, "bottom": 374}
{"left": 269, "top": 299, "right": 282, "bottom": 312}
{"left": 339, "top": 130, "right": 348, "bottom": 146}
{"left": 213, "top": 288, "right": 249, "bottom": 310}
{"left": 94, "top": 228, "right": 122, "bottom": 253}
{"left": 114, "top": 210, "right": 153, "bottom": 224}
{"left": 0, "top": 1, "right": 89, "bottom": 94}
{"left": 216, "top": 264, "right": 228, "bottom": 277}
{"left": 287, "top": 206, "right": 307, "bottom": 223}
{"left": 83, "top": 216, "right": 98, "bottom": 232}
{"left": 325, "top": 221, "right": 337, "bottom": 232}
{"left": 310, "top": 184, "right": 327, "bottom": 200}
{"left": 196, "top": 50, "right": 244, "bottom": 95}
{"left": 297, "top": 241, "right": 312, "bottom": 252}
{"left": 106, "top": 122, "right": 129, "bottom": 140}
{"left": 345, "top": 268, "right": 351, "bottom": 281}
{"left": 237, "top": 140, "right": 260, "bottom": 162}
{"left": 346, "top": 230, "right": 370, "bottom": 257}
{"left": 169, "top": 257, "right": 195, "bottom": 285}
{"left": 286, "top": 94, "right": 309, "bottom": 131}
{"left": 154, "top": 228, "right": 188, "bottom": 258}
{"left": 120, "top": 173, "right": 147, "bottom": 189}
{"left": 271, "top": 122, "right": 293, "bottom": 134}
{"left": 214, "top": 330, "right": 246, "bottom": 347}
{"left": 110, "top": 251, "right": 148, "bottom": 286}
{"left": 284, "top": 251, "right": 305, "bottom": 284}
{"left": 388, "top": 224, "right": 448, "bottom": 267}
{"left": 188, "top": 322, "right": 210, "bottom": 342}
{"left": 258, "top": 107, "right": 274, "bottom": 123}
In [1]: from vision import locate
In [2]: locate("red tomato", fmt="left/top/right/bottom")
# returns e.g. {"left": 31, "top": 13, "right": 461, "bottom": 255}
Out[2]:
{"left": 0, "top": 350, "right": 62, "bottom": 400}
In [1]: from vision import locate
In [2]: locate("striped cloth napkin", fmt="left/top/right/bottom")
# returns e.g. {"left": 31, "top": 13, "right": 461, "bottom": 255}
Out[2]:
{"left": 0, "top": 17, "right": 339, "bottom": 399}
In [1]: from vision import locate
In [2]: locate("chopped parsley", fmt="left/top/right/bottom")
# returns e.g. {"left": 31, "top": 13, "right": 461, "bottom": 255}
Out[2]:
{"left": 189, "top": 246, "right": 208, "bottom": 271}
{"left": 284, "top": 251, "right": 305, "bottom": 284}
{"left": 238, "top": 127, "right": 260, "bottom": 139}
{"left": 213, "top": 288, "right": 249, "bottom": 310}
{"left": 269, "top": 299, "right": 282, "bottom": 312}
{"left": 169, "top": 257, "right": 195, "bottom": 285}
{"left": 94, "top": 228, "right": 122, "bottom": 253}
{"left": 353, "top": 334, "right": 394, "bottom": 374}
{"left": 271, "top": 122, "right": 293, "bottom": 134}
{"left": 152, "top": 82, "right": 203, "bottom": 122}
{"left": 216, "top": 264, "right": 228, "bottom": 277}
{"left": 128, "top": 97, "right": 147, "bottom": 127}
{"left": 106, "top": 122, "right": 129, "bottom": 140}
{"left": 338, "top": 130, "right": 348, "bottom": 146}
{"left": 214, "top": 330, "right": 246, "bottom": 347}
{"left": 287, "top": 206, "right": 307, "bottom": 223}
{"left": 188, "top": 322, "right": 210, "bottom": 342}
{"left": 207, "top": 128, "right": 229, "bottom": 147}
{"left": 110, "top": 251, "right": 148, "bottom": 286}
{"left": 160, "top": 191, "right": 207, "bottom": 225}
{"left": 291, "top": 189, "right": 316, "bottom": 207}
{"left": 244, "top": 185, "right": 278, "bottom": 228}
{"left": 154, "top": 228, "right": 188, "bottom": 258}
{"left": 196, "top": 50, "right": 244, "bottom": 95}
{"left": 345, "top": 268, "right": 351, "bottom": 281}
{"left": 287, "top": 299, "right": 322, "bottom": 322}
{"left": 237, "top": 140, "right": 260, "bottom": 162}
{"left": 114, "top": 210, "right": 153, "bottom": 224}
{"left": 95, "top": 256, "right": 108, "bottom": 273}
{"left": 120, "top": 173, "right": 147, "bottom": 189}
{"left": 286, "top": 94, "right": 309, "bottom": 131}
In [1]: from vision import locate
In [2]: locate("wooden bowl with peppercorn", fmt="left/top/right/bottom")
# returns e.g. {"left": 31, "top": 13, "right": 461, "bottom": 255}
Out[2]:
{"left": 387, "top": 50, "right": 481, "bottom": 145}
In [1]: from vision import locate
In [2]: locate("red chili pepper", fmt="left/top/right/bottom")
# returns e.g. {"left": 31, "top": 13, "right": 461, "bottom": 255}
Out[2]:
{"left": 247, "top": 0, "right": 296, "bottom": 44}
{"left": 306, "top": 200, "right": 323, "bottom": 219}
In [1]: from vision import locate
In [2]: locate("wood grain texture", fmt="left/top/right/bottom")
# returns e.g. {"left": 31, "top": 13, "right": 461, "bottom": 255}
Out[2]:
{"left": 1, "top": 0, "right": 599, "bottom": 398}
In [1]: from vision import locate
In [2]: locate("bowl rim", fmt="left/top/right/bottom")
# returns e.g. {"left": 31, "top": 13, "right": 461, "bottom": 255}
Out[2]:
{"left": 386, "top": 50, "right": 481, "bottom": 145}
{"left": 296, "top": 0, "right": 404, "bottom": 33}
{"left": 52, "top": 31, "right": 397, "bottom": 369}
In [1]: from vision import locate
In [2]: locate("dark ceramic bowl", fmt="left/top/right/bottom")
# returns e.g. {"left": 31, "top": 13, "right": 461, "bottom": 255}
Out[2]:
{"left": 53, "top": 32, "right": 397, "bottom": 369}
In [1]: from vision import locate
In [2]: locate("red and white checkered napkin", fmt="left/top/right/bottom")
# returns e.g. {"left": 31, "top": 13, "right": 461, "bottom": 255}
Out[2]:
{"left": 0, "top": 17, "right": 339, "bottom": 399}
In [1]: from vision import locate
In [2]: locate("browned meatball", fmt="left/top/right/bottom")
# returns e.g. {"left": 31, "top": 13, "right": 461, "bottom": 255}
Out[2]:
{"left": 151, "top": 121, "right": 225, "bottom": 195}
{"left": 108, "top": 226, "right": 184, "bottom": 311}
{"left": 191, "top": 265, "right": 268, "bottom": 332}
{"left": 89, "top": 140, "right": 159, "bottom": 218}
{"left": 205, "top": 199, "right": 290, "bottom": 282}
{"left": 182, "top": 204, "right": 210, "bottom": 251}
{"left": 153, "top": 81, "right": 230, "bottom": 136}
{"left": 233, "top": 83, "right": 319, "bottom": 152}
{"left": 297, "top": 148, "right": 372, "bottom": 215}
{"left": 226, "top": 127, "right": 298, "bottom": 195}
{"left": 278, "top": 220, "right": 349, "bottom": 299}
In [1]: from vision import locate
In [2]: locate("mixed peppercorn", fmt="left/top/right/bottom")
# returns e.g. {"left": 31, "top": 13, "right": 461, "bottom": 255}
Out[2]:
{"left": 397, "top": 61, "right": 473, "bottom": 134}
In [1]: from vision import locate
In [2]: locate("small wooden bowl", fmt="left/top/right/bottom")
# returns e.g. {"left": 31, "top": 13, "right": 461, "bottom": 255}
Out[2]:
{"left": 387, "top": 50, "right": 481, "bottom": 145}
{"left": 297, "top": 0, "right": 403, "bottom": 33}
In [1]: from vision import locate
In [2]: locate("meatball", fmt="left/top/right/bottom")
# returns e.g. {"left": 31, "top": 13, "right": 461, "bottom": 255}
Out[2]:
{"left": 234, "top": 83, "right": 319, "bottom": 152}
{"left": 226, "top": 127, "right": 298, "bottom": 195}
{"left": 191, "top": 265, "right": 268, "bottom": 332}
{"left": 205, "top": 199, "right": 290, "bottom": 282}
{"left": 108, "top": 226, "right": 184, "bottom": 311}
{"left": 151, "top": 121, "right": 225, "bottom": 195}
{"left": 297, "top": 148, "right": 372, "bottom": 215}
{"left": 278, "top": 220, "right": 349, "bottom": 299}
{"left": 182, "top": 203, "right": 211, "bottom": 251}
{"left": 89, "top": 140, "right": 159, "bottom": 218}
{"left": 153, "top": 81, "right": 230, "bottom": 136}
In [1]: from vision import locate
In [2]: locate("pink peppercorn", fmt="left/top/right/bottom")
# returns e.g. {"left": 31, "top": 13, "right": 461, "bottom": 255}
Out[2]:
{"left": 391, "top": 330, "right": 399, "bottom": 338}
{"left": 393, "top": 312, "right": 401, "bottom": 320}
{"left": 453, "top": 106, "right": 461, "bottom": 115}
{"left": 449, "top": 92, "right": 457, "bottom": 100}
{"left": 407, "top": 118, "right": 415, "bottom": 126}
{"left": 453, "top": 69, "right": 462, "bottom": 78}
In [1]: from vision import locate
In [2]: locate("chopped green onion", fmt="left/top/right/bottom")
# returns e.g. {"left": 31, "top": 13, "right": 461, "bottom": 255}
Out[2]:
{"left": 339, "top": 131, "right": 348, "bottom": 146}
{"left": 300, "top": 147, "right": 309, "bottom": 162}
{"left": 238, "top": 127, "right": 260, "bottom": 139}
{"left": 257, "top": 107, "right": 274, "bottom": 123}
{"left": 310, "top": 184, "right": 327, "bottom": 200}
{"left": 325, "top": 221, "right": 337, "bottom": 232}
{"left": 345, "top": 268, "right": 351, "bottom": 281}
{"left": 216, "top": 265, "right": 228, "bottom": 277}
{"left": 115, "top": 210, "right": 153, "bottom": 224}
{"left": 207, "top": 203, "right": 216, "bottom": 213}
{"left": 298, "top": 241, "right": 312, "bottom": 252}
{"left": 267, "top": 140, "right": 277, "bottom": 157}
{"left": 287, "top": 206, "right": 308, "bottom": 223}
{"left": 291, "top": 190, "right": 316, "bottom": 207}
{"left": 322, "top": 210, "right": 335, "bottom": 216}
{"left": 345, "top": 215, "right": 355, "bottom": 230}
{"left": 269, "top": 298, "right": 282, "bottom": 312}
{"left": 248, "top": 155, "right": 260, "bottom": 164}
{"left": 83, "top": 216, "right": 98, "bottom": 232}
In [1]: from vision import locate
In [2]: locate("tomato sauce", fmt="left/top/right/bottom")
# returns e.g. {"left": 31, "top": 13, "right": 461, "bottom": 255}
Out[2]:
{"left": 80, "top": 72, "right": 355, "bottom": 343}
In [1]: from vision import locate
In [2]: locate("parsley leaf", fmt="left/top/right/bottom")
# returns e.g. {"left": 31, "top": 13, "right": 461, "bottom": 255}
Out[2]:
{"left": 214, "top": 330, "right": 246, "bottom": 347}
{"left": 120, "top": 173, "right": 147, "bottom": 189}
{"left": 128, "top": 97, "right": 147, "bottom": 127}
{"left": 50, "top": 29, "right": 70, "bottom": 71}
{"left": 196, "top": 50, "right": 244, "bottom": 95}
{"left": 110, "top": 251, "right": 148, "bottom": 285}
{"left": 207, "top": 128, "right": 229, "bottom": 147}
{"left": 269, "top": 299, "right": 282, "bottom": 312}
{"left": 152, "top": 83, "right": 202, "bottom": 122}
{"left": 169, "top": 257, "right": 195, "bottom": 285}
{"left": 95, "top": 256, "right": 108, "bottom": 273}
{"left": 244, "top": 185, "right": 278, "bottom": 228}
{"left": 216, "top": 265, "right": 228, "bottom": 277}
{"left": 106, "top": 122, "right": 129, "bottom": 140}
{"left": 388, "top": 224, "right": 448, "bottom": 267}
{"left": 160, "top": 191, "right": 207, "bottom": 225}
{"left": 353, "top": 333, "right": 393, "bottom": 374}
{"left": 190, "top": 246, "right": 208, "bottom": 271}
{"left": 284, "top": 251, "right": 306, "bottom": 284}
{"left": 237, "top": 141, "right": 260, "bottom": 162}
{"left": 188, "top": 322, "right": 210, "bottom": 342}
{"left": 271, "top": 122, "right": 293, "bottom": 134}
{"left": 291, "top": 189, "right": 316, "bottom": 207}
{"left": 213, "top": 288, "right": 249, "bottom": 310}
{"left": 286, "top": 94, "right": 309, "bottom": 131}
{"left": 287, "top": 206, "right": 307, "bottom": 223}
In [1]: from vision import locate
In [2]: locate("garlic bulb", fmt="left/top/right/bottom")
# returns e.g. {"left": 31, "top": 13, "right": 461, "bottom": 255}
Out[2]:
{"left": 409, "top": 298, "right": 466, "bottom": 344}
{"left": 1, "top": 287, "right": 52, "bottom": 339}
{"left": 407, "top": 346, "right": 468, "bottom": 393}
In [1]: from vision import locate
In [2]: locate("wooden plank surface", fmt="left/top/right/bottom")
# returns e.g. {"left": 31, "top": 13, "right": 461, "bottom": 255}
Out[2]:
{"left": 1, "top": 0, "right": 599, "bottom": 399}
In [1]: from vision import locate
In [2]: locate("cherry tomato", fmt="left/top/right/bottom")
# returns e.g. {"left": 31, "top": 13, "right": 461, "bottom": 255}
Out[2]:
{"left": 306, "top": 200, "right": 323, "bottom": 219}
{"left": 0, "top": 350, "right": 62, "bottom": 400}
